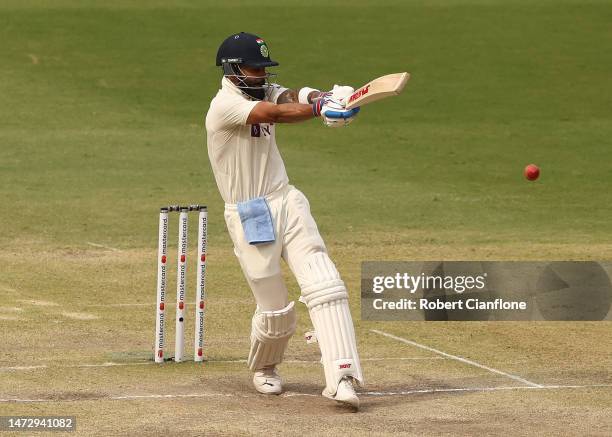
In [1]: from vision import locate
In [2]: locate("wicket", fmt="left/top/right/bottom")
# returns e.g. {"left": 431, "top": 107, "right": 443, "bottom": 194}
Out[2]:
{"left": 154, "top": 204, "right": 207, "bottom": 363}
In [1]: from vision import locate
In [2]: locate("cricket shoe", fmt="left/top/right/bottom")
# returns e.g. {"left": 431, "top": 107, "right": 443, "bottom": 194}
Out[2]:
{"left": 323, "top": 376, "right": 360, "bottom": 409}
{"left": 253, "top": 365, "right": 283, "bottom": 395}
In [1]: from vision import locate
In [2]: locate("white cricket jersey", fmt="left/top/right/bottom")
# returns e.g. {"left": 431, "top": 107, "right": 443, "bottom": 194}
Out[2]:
{"left": 205, "top": 77, "right": 289, "bottom": 204}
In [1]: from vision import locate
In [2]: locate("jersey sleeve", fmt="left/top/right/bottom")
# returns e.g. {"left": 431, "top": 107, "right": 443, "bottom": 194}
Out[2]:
{"left": 209, "top": 93, "right": 260, "bottom": 131}
{"left": 266, "top": 83, "right": 289, "bottom": 104}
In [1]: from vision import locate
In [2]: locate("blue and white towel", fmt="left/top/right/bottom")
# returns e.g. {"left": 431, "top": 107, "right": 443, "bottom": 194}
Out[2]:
{"left": 237, "top": 197, "right": 275, "bottom": 245}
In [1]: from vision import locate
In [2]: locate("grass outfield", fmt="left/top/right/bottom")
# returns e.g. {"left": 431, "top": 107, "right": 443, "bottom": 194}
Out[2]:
{"left": 1, "top": 1, "right": 611, "bottom": 435}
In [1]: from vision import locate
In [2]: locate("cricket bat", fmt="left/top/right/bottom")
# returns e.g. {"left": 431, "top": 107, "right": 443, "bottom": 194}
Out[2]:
{"left": 344, "top": 72, "right": 410, "bottom": 109}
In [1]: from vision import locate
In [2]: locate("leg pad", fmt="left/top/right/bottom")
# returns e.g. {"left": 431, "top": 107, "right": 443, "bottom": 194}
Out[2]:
{"left": 298, "top": 252, "right": 364, "bottom": 394}
{"left": 247, "top": 301, "right": 297, "bottom": 371}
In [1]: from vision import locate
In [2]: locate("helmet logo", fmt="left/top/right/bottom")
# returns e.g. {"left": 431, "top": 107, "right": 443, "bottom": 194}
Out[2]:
{"left": 260, "top": 44, "right": 269, "bottom": 57}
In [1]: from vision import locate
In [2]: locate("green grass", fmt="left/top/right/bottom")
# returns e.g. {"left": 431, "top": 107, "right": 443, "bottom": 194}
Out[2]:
{"left": 0, "top": 0, "right": 611, "bottom": 250}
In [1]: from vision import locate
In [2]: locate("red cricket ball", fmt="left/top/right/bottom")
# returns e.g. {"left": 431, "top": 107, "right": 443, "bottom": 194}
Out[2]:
{"left": 524, "top": 164, "right": 540, "bottom": 181}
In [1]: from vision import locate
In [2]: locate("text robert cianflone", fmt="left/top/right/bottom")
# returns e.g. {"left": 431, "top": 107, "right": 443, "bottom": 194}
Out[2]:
{"left": 371, "top": 272, "right": 487, "bottom": 294}
{"left": 372, "top": 298, "right": 528, "bottom": 311}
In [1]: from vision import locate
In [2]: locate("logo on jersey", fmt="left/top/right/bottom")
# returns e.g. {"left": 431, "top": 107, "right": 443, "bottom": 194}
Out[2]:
{"left": 251, "top": 123, "right": 272, "bottom": 137}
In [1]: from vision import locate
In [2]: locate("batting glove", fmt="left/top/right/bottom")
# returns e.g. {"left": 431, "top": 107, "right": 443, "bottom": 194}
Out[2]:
{"left": 312, "top": 96, "right": 361, "bottom": 127}
{"left": 329, "top": 84, "right": 354, "bottom": 103}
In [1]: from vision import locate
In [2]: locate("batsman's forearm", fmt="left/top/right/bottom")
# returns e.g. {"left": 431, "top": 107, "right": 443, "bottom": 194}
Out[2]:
{"left": 274, "top": 103, "right": 315, "bottom": 123}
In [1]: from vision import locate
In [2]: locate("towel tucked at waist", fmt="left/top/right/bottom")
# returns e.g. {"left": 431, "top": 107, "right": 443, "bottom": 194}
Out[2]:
{"left": 236, "top": 197, "right": 275, "bottom": 245}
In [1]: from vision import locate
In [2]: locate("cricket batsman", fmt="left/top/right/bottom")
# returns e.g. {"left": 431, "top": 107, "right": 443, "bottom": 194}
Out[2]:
{"left": 205, "top": 32, "right": 363, "bottom": 408}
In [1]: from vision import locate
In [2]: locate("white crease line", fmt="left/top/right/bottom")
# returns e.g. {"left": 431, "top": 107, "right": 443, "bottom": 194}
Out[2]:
{"left": 0, "top": 307, "right": 23, "bottom": 312}
{"left": 371, "top": 329, "right": 543, "bottom": 388}
{"left": 1, "top": 384, "right": 610, "bottom": 403}
{"left": 1, "top": 398, "right": 50, "bottom": 403}
{"left": 0, "top": 357, "right": 441, "bottom": 371}
{"left": 168, "top": 357, "right": 444, "bottom": 364}
{"left": 84, "top": 303, "right": 154, "bottom": 307}
{"left": 87, "top": 242, "right": 120, "bottom": 252}
{"left": 112, "top": 393, "right": 239, "bottom": 400}
{"left": 83, "top": 303, "right": 197, "bottom": 307}
{"left": 16, "top": 299, "right": 59, "bottom": 307}
{"left": 367, "top": 357, "right": 445, "bottom": 361}
{"left": 61, "top": 311, "right": 99, "bottom": 320}
{"left": 286, "top": 357, "right": 445, "bottom": 363}
{"left": 360, "top": 384, "right": 612, "bottom": 396}
{"left": 0, "top": 365, "right": 47, "bottom": 372}
{"left": 214, "top": 358, "right": 444, "bottom": 364}
{"left": 83, "top": 301, "right": 237, "bottom": 308}
{"left": 83, "top": 302, "right": 197, "bottom": 307}
{"left": 0, "top": 363, "right": 152, "bottom": 371}
{"left": 283, "top": 392, "right": 319, "bottom": 397}
{"left": 70, "top": 362, "right": 152, "bottom": 368}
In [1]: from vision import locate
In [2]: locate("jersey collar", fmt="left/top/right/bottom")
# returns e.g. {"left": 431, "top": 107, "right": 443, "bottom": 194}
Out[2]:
{"left": 221, "top": 76, "right": 255, "bottom": 100}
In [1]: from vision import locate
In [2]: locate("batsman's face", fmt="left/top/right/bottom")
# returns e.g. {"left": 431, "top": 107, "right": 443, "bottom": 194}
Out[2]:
{"left": 241, "top": 66, "right": 266, "bottom": 87}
